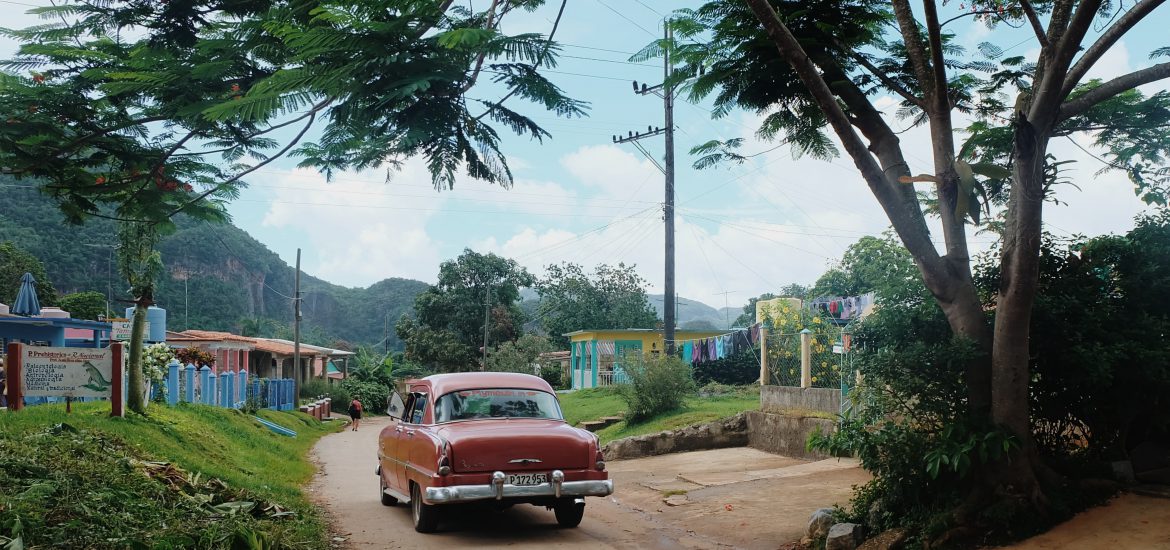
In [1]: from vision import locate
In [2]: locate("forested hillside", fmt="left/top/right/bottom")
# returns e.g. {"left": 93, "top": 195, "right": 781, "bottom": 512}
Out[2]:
{"left": 0, "top": 182, "right": 427, "bottom": 348}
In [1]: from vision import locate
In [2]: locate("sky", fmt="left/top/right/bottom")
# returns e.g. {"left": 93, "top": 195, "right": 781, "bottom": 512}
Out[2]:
{"left": 3, "top": 0, "right": 1168, "bottom": 311}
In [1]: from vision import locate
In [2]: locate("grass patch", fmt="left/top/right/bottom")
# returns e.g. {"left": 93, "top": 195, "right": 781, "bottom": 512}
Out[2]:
{"left": 661, "top": 489, "right": 688, "bottom": 497}
{"left": 558, "top": 385, "right": 760, "bottom": 446}
{"left": 595, "top": 392, "right": 758, "bottom": 445}
{"left": 0, "top": 401, "right": 341, "bottom": 548}
{"left": 557, "top": 387, "right": 625, "bottom": 427}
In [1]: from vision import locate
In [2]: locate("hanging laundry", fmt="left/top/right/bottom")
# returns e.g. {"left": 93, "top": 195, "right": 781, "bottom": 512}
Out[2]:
{"left": 682, "top": 341, "right": 693, "bottom": 364}
{"left": 715, "top": 336, "right": 725, "bottom": 359}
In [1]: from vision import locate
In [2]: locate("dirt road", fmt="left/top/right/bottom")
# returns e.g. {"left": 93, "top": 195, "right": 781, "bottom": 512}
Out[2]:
{"left": 308, "top": 416, "right": 866, "bottom": 549}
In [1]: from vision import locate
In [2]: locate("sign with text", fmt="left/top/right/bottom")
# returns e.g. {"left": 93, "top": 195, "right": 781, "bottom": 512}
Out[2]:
{"left": 111, "top": 321, "right": 149, "bottom": 341}
{"left": 21, "top": 346, "right": 117, "bottom": 398}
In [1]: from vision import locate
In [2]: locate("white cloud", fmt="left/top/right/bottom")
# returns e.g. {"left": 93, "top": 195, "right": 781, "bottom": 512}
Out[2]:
{"left": 259, "top": 163, "right": 447, "bottom": 287}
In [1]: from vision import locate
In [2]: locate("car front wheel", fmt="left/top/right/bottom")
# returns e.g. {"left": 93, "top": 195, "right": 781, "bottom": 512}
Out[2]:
{"left": 553, "top": 499, "right": 585, "bottom": 528}
{"left": 411, "top": 483, "right": 439, "bottom": 533}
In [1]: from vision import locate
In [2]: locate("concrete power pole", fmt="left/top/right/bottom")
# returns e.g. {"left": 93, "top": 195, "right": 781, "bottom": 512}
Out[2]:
{"left": 481, "top": 284, "right": 491, "bottom": 371}
{"left": 293, "top": 248, "right": 302, "bottom": 400}
{"left": 615, "top": 20, "right": 677, "bottom": 354}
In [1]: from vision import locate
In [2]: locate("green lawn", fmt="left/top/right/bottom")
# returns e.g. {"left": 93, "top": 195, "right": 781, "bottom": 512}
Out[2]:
{"left": 0, "top": 401, "right": 341, "bottom": 548}
{"left": 557, "top": 386, "right": 760, "bottom": 446}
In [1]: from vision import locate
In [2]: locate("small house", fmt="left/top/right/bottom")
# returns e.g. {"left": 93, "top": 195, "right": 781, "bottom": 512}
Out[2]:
{"left": 563, "top": 329, "right": 726, "bottom": 389}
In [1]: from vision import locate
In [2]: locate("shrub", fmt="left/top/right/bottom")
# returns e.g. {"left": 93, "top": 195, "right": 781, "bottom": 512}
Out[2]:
{"left": 300, "top": 379, "right": 330, "bottom": 399}
{"left": 539, "top": 365, "right": 566, "bottom": 389}
{"left": 618, "top": 354, "right": 696, "bottom": 422}
{"left": 339, "top": 379, "right": 390, "bottom": 415}
{"left": 692, "top": 350, "right": 760, "bottom": 385}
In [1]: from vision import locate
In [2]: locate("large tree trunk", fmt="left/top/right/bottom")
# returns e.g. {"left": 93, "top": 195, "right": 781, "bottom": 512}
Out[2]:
{"left": 990, "top": 116, "right": 1049, "bottom": 492}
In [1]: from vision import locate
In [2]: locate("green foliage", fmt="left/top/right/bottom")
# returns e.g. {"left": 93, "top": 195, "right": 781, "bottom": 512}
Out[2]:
{"left": 57, "top": 291, "right": 107, "bottom": 320}
{"left": 339, "top": 379, "right": 390, "bottom": 415}
{"left": 0, "top": 0, "right": 584, "bottom": 226}
{"left": 486, "top": 333, "right": 554, "bottom": 374}
{"left": 398, "top": 249, "right": 534, "bottom": 372}
{"left": 539, "top": 364, "right": 566, "bottom": 390}
{"left": 0, "top": 241, "right": 57, "bottom": 306}
{"left": 809, "top": 233, "right": 923, "bottom": 302}
{"left": 536, "top": 263, "right": 659, "bottom": 347}
{"left": 0, "top": 402, "right": 339, "bottom": 549}
{"left": 618, "top": 354, "right": 697, "bottom": 422}
{"left": 977, "top": 213, "right": 1170, "bottom": 464}
{"left": 692, "top": 349, "right": 760, "bottom": 385}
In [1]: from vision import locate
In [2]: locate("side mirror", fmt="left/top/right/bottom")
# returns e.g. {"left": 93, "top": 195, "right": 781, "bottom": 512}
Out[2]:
{"left": 387, "top": 392, "right": 405, "bottom": 419}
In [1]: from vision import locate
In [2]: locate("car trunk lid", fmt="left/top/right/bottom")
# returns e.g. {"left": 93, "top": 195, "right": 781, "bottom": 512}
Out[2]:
{"left": 437, "top": 419, "right": 592, "bottom": 473}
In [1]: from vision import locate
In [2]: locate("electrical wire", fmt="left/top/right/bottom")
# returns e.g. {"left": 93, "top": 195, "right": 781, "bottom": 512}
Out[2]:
{"left": 595, "top": 0, "right": 658, "bottom": 37}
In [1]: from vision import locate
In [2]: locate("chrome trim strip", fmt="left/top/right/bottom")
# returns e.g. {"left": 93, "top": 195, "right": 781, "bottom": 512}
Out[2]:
{"left": 423, "top": 476, "right": 613, "bottom": 504}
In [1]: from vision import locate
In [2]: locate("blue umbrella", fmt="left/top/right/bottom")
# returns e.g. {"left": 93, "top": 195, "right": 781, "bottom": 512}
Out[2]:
{"left": 12, "top": 272, "right": 41, "bottom": 316}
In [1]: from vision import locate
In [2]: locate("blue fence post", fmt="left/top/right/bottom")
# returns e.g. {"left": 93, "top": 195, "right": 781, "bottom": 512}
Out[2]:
{"left": 199, "top": 366, "right": 211, "bottom": 405}
{"left": 285, "top": 379, "right": 294, "bottom": 411}
{"left": 206, "top": 371, "right": 218, "bottom": 406}
{"left": 239, "top": 369, "right": 249, "bottom": 404}
{"left": 167, "top": 360, "right": 180, "bottom": 405}
{"left": 223, "top": 371, "right": 235, "bottom": 408}
{"left": 266, "top": 379, "right": 275, "bottom": 410}
{"left": 185, "top": 363, "right": 196, "bottom": 403}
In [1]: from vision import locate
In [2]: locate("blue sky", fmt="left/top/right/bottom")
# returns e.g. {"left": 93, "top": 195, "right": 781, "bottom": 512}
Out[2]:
{"left": 4, "top": 1, "right": 1168, "bottom": 309}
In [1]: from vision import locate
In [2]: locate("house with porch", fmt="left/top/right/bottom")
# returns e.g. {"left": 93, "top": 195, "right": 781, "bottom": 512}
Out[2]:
{"left": 563, "top": 329, "right": 726, "bottom": 390}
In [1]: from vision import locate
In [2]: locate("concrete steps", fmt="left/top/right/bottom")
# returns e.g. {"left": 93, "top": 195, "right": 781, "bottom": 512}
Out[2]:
{"left": 579, "top": 415, "right": 625, "bottom": 432}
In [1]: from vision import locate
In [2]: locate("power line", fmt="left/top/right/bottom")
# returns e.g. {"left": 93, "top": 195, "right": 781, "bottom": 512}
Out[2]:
{"left": 561, "top": 54, "right": 659, "bottom": 68}
{"left": 595, "top": 0, "right": 658, "bottom": 37}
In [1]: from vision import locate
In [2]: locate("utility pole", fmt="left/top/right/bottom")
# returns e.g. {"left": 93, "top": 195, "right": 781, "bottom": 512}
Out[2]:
{"left": 614, "top": 20, "right": 676, "bottom": 354}
{"left": 481, "top": 284, "right": 491, "bottom": 371}
{"left": 715, "top": 290, "right": 738, "bottom": 329}
{"left": 293, "top": 248, "right": 302, "bottom": 399}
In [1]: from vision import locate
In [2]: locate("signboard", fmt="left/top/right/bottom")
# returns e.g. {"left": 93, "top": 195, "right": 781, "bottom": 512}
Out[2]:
{"left": 4, "top": 343, "right": 125, "bottom": 416}
{"left": 111, "top": 321, "right": 149, "bottom": 341}
{"left": 20, "top": 346, "right": 118, "bottom": 398}
{"left": 832, "top": 344, "right": 844, "bottom": 355}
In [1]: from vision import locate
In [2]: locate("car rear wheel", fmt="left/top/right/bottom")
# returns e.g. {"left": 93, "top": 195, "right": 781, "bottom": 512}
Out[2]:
{"left": 553, "top": 499, "right": 585, "bottom": 528}
{"left": 411, "top": 483, "right": 439, "bottom": 533}
{"left": 379, "top": 474, "right": 397, "bottom": 506}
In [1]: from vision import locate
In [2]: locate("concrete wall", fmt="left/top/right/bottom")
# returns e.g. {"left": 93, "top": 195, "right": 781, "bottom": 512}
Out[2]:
{"left": 760, "top": 385, "right": 841, "bottom": 415}
{"left": 745, "top": 411, "right": 837, "bottom": 460}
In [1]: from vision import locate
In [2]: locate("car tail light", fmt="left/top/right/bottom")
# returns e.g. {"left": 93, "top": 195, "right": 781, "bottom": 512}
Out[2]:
{"left": 595, "top": 450, "right": 606, "bottom": 471}
{"left": 438, "top": 441, "right": 452, "bottom": 476}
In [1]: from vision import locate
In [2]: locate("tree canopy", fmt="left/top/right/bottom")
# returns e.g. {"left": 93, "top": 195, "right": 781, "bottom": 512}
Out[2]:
{"left": 0, "top": 0, "right": 582, "bottom": 226}
{"left": 535, "top": 262, "right": 659, "bottom": 347}
{"left": 0, "top": 241, "right": 57, "bottom": 306}
{"left": 397, "top": 249, "right": 534, "bottom": 372}
{"left": 808, "top": 233, "right": 923, "bottom": 302}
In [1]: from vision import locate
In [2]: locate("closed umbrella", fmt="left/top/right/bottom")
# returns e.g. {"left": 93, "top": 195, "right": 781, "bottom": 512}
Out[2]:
{"left": 12, "top": 272, "right": 41, "bottom": 316}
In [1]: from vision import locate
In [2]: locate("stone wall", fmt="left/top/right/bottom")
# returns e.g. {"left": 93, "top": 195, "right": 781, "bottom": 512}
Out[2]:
{"left": 745, "top": 410, "right": 837, "bottom": 459}
{"left": 602, "top": 413, "right": 749, "bottom": 460}
{"left": 760, "top": 385, "right": 841, "bottom": 415}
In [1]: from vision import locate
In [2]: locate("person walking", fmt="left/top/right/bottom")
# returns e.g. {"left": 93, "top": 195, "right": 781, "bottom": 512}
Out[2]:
{"left": 348, "top": 398, "right": 363, "bottom": 431}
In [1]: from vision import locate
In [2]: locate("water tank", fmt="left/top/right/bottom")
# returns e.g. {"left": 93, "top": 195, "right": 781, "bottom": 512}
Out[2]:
{"left": 124, "top": 306, "right": 168, "bottom": 342}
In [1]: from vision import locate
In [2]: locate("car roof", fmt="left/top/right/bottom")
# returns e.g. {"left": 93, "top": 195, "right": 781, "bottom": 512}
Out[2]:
{"left": 409, "top": 372, "right": 554, "bottom": 397}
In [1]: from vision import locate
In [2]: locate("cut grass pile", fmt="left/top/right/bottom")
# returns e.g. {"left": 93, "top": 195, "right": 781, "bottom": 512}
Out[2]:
{"left": 0, "top": 401, "right": 341, "bottom": 549}
{"left": 558, "top": 385, "right": 760, "bottom": 446}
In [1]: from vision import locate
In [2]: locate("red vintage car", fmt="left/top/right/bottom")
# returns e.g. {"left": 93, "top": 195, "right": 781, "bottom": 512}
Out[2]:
{"left": 376, "top": 372, "right": 613, "bottom": 533}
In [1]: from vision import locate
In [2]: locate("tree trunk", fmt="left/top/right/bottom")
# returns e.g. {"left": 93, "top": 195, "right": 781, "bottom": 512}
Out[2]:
{"left": 126, "top": 300, "right": 149, "bottom": 414}
{"left": 991, "top": 115, "right": 1048, "bottom": 493}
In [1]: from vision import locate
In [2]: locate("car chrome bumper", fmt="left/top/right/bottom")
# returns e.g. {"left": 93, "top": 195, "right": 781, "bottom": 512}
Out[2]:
{"left": 424, "top": 469, "right": 613, "bottom": 504}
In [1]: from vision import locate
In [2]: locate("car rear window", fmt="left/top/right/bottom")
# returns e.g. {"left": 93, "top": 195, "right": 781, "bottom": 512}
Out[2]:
{"left": 434, "top": 388, "right": 563, "bottom": 423}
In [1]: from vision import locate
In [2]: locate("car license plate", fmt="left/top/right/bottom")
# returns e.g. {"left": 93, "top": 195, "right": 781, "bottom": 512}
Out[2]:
{"left": 507, "top": 473, "right": 548, "bottom": 486}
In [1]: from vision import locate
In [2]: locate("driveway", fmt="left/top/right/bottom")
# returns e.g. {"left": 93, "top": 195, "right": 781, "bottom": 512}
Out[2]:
{"left": 308, "top": 415, "right": 868, "bottom": 549}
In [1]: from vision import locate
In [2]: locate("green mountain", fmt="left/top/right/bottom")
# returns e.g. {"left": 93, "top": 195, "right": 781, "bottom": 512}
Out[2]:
{"left": 0, "top": 183, "right": 428, "bottom": 348}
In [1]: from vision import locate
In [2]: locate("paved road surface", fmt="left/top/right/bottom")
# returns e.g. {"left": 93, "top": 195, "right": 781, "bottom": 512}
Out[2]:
{"left": 308, "top": 416, "right": 727, "bottom": 549}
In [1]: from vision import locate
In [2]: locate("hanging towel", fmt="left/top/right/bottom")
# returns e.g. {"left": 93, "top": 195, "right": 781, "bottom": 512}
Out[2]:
{"left": 692, "top": 340, "right": 701, "bottom": 363}
{"left": 715, "top": 336, "right": 725, "bottom": 359}
{"left": 683, "top": 341, "right": 693, "bottom": 364}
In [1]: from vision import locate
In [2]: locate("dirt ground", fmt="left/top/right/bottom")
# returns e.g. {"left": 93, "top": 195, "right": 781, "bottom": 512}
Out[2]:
{"left": 308, "top": 415, "right": 867, "bottom": 549}
{"left": 999, "top": 493, "right": 1170, "bottom": 549}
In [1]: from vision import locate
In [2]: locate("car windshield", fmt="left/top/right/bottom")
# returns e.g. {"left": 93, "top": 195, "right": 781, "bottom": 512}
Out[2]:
{"left": 434, "top": 388, "right": 563, "bottom": 423}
